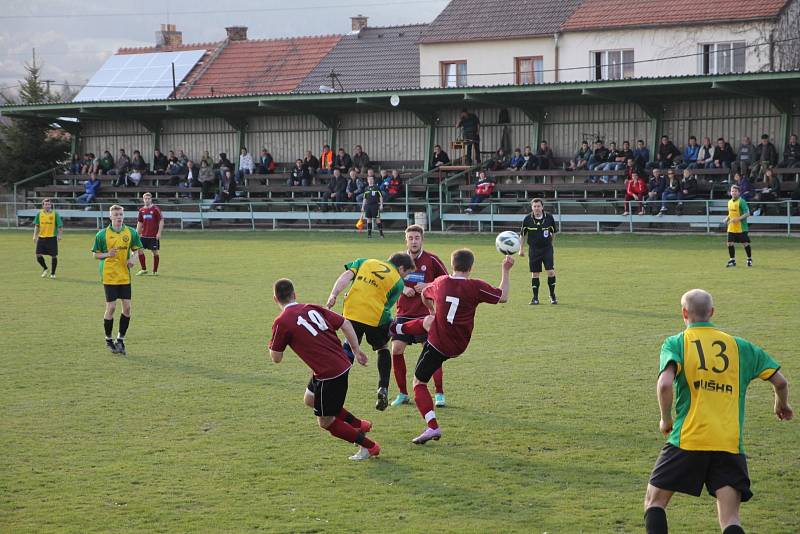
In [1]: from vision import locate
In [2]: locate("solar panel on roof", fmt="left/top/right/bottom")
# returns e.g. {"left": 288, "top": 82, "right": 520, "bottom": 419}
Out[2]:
{"left": 73, "top": 50, "right": 205, "bottom": 102}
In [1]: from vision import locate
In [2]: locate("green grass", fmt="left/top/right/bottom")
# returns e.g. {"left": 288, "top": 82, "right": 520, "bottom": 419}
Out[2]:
{"left": 1, "top": 230, "right": 799, "bottom": 533}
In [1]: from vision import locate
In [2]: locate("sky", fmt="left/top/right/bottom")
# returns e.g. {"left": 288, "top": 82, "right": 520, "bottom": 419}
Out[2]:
{"left": 0, "top": 0, "right": 449, "bottom": 98}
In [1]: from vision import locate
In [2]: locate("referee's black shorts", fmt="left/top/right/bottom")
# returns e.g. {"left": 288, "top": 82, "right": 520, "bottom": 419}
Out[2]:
{"left": 36, "top": 237, "right": 58, "bottom": 256}
{"left": 529, "top": 246, "right": 554, "bottom": 273}
{"left": 104, "top": 284, "right": 132, "bottom": 302}
{"left": 364, "top": 204, "right": 380, "bottom": 219}
{"left": 649, "top": 444, "right": 752, "bottom": 502}
{"left": 351, "top": 320, "right": 390, "bottom": 351}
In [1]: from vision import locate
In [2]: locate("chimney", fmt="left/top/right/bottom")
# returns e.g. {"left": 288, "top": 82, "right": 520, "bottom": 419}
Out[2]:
{"left": 226, "top": 26, "right": 248, "bottom": 41}
{"left": 351, "top": 15, "right": 368, "bottom": 33}
{"left": 156, "top": 23, "right": 183, "bottom": 48}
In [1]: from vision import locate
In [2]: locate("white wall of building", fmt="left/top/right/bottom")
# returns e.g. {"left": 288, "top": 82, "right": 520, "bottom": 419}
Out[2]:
{"left": 419, "top": 37, "right": 557, "bottom": 88}
{"left": 557, "top": 23, "right": 773, "bottom": 82}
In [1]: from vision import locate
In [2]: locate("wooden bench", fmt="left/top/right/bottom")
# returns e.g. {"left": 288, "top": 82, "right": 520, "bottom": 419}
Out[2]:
{"left": 245, "top": 185, "right": 328, "bottom": 199}
{"left": 487, "top": 169, "right": 628, "bottom": 184}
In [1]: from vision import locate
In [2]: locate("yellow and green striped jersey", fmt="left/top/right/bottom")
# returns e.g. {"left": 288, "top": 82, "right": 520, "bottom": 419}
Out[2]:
{"left": 659, "top": 322, "right": 779, "bottom": 454}
{"left": 91, "top": 225, "right": 142, "bottom": 285}
{"left": 34, "top": 210, "right": 63, "bottom": 238}
{"left": 342, "top": 258, "right": 404, "bottom": 326}
{"left": 727, "top": 198, "right": 749, "bottom": 233}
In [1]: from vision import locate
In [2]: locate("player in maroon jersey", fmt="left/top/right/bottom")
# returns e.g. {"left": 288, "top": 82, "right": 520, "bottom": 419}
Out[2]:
{"left": 268, "top": 278, "right": 381, "bottom": 461}
{"left": 135, "top": 192, "right": 164, "bottom": 276}
{"left": 390, "top": 250, "right": 513, "bottom": 444}
{"left": 390, "top": 225, "right": 449, "bottom": 408}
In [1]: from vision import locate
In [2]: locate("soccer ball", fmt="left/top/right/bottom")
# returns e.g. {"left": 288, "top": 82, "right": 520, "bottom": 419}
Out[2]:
{"left": 495, "top": 231, "right": 521, "bottom": 255}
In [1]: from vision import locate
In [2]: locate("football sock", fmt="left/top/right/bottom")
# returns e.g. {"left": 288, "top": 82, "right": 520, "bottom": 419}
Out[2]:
{"left": 354, "top": 431, "right": 375, "bottom": 449}
{"left": 722, "top": 525, "right": 745, "bottom": 534}
{"left": 644, "top": 507, "right": 668, "bottom": 534}
{"left": 392, "top": 352, "right": 408, "bottom": 394}
{"left": 118, "top": 314, "right": 130, "bottom": 339}
{"left": 414, "top": 384, "right": 439, "bottom": 429}
{"left": 37, "top": 256, "right": 48, "bottom": 270}
{"left": 377, "top": 348, "right": 391, "bottom": 388}
{"left": 326, "top": 418, "right": 358, "bottom": 443}
{"left": 104, "top": 318, "right": 113, "bottom": 339}
{"left": 153, "top": 255, "right": 160, "bottom": 273}
{"left": 368, "top": 221, "right": 373, "bottom": 236}
{"left": 728, "top": 245, "right": 736, "bottom": 259}
{"left": 51, "top": 257, "right": 58, "bottom": 275}
{"left": 744, "top": 245, "right": 751, "bottom": 259}
{"left": 433, "top": 367, "right": 444, "bottom": 394}
{"left": 337, "top": 408, "right": 362, "bottom": 430}
{"left": 139, "top": 254, "right": 147, "bottom": 270}
{"left": 377, "top": 221, "right": 384, "bottom": 236}
{"left": 547, "top": 276, "right": 556, "bottom": 298}
{"left": 398, "top": 319, "right": 426, "bottom": 336}
{"left": 532, "top": 278, "right": 540, "bottom": 299}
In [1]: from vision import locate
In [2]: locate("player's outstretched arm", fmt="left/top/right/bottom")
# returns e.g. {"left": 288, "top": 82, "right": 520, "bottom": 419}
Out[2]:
{"left": 657, "top": 364, "right": 676, "bottom": 436}
{"left": 768, "top": 371, "right": 793, "bottom": 421}
{"left": 497, "top": 256, "right": 514, "bottom": 303}
{"left": 340, "top": 319, "right": 368, "bottom": 366}
{"left": 326, "top": 270, "right": 355, "bottom": 308}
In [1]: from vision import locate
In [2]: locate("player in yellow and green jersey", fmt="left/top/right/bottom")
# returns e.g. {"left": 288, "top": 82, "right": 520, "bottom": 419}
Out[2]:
{"left": 326, "top": 253, "right": 415, "bottom": 410}
{"left": 33, "top": 198, "right": 63, "bottom": 278}
{"left": 724, "top": 184, "right": 752, "bottom": 268}
{"left": 91, "top": 204, "right": 143, "bottom": 355}
{"left": 643, "top": 289, "right": 793, "bottom": 534}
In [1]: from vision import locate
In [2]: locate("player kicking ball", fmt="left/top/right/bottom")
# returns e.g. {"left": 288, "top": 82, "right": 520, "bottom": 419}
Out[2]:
{"left": 390, "top": 250, "right": 513, "bottom": 444}
{"left": 269, "top": 278, "right": 381, "bottom": 461}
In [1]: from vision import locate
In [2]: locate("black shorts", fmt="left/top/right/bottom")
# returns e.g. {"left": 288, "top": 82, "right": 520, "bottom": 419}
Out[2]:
{"left": 391, "top": 317, "right": 428, "bottom": 345}
{"left": 414, "top": 342, "right": 449, "bottom": 383}
{"left": 104, "top": 284, "right": 132, "bottom": 302}
{"left": 140, "top": 237, "right": 160, "bottom": 250}
{"left": 529, "top": 246, "right": 554, "bottom": 273}
{"left": 364, "top": 204, "right": 380, "bottom": 219}
{"left": 36, "top": 237, "right": 58, "bottom": 256}
{"left": 351, "top": 320, "right": 390, "bottom": 351}
{"left": 649, "top": 444, "right": 752, "bottom": 502}
{"left": 307, "top": 370, "right": 349, "bottom": 417}
{"left": 727, "top": 232, "right": 750, "bottom": 243}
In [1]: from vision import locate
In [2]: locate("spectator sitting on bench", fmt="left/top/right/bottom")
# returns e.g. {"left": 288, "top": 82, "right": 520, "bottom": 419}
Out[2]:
{"left": 509, "top": 148, "right": 524, "bottom": 171}
{"left": 381, "top": 170, "right": 402, "bottom": 202}
{"left": 130, "top": 150, "right": 148, "bottom": 176}
{"left": 587, "top": 140, "right": 609, "bottom": 183}
{"left": 77, "top": 173, "right": 101, "bottom": 208}
{"left": 600, "top": 141, "right": 624, "bottom": 183}
{"left": 615, "top": 141, "right": 634, "bottom": 175}
{"left": 177, "top": 160, "right": 199, "bottom": 197}
{"left": 465, "top": 170, "right": 495, "bottom": 214}
{"left": 289, "top": 159, "right": 311, "bottom": 186}
{"left": 697, "top": 137, "right": 715, "bottom": 168}
{"left": 319, "top": 144, "right": 334, "bottom": 174}
{"left": 623, "top": 171, "right": 648, "bottom": 216}
{"left": 215, "top": 152, "right": 233, "bottom": 179}
{"left": 166, "top": 151, "right": 182, "bottom": 175}
{"left": 732, "top": 172, "right": 754, "bottom": 202}
{"left": 680, "top": 168, "right": 698, "bottom": 205}
{"left": 335, "top": 147, "right": 352, "bottom": 174}
{"left": 355, "top": 170, "right": 370, "bottom": 203}
{"left": 352, "top": 145, "right": 370, "bottom": 173}
{"left": 489, "top": 148, "right": 510, "bottom": 171}
{"left": 303, "top": 150, "right": 320, "bottom": 176}
{"left": 325, "top": 169, "right": 348, "bottom": 212}
{"left": 679, "top": 136, "right": 700, "bottom": 170}
{"left": 152, "top": 149, "right": 168, "bottom": 175}
{"left": 536, "top": 141, "right": 554, "bottom": 170}
{"left": 779, "top": 134, "right": 800, "bottom": 168}
{"left": 346, "top": 169, "right": 365, "bottom": 207}
{"left": 67, "top": 154, "right": 82, "bottom": 175}
{"left": 98, "top": 151, "right": 114, "bottom": 175}
{"left": 79, "top": 153, "right": 93, "bottom": 174}
{"left": 733, "top": 136, "right": 755, "bottom": 176}
{"left": 198, "top": 159, "right": 217, "bottom": 199}
{"left": 109, "top": 149, "right": 130, "bottom": 177}
{"left": 753, "top": 168, "right": 781, "bottom": 216}
{"left": 625, "top": 157, "right": 643, "bottom": 182}
{"left": 213, "top": 169, "right": 237, "bottom": 205}
{"left": 646, "top": 168, "right": 667, "bottom": 214}
{"left": 237, "top": 147, "right": 255, "bottom": 182}
{"left": 658, "top": 169, "right": 683, "bottom": 216}
{"left": 431, "top": 144, "right": 450, "bottom": 169}
{"left": 177, "top": 150, "right": 189, "bottom": 169}
{"left": 569, "top": 141, "right": 592, "bottom": 171}
{"left": 90, "top": 153, "right": 102, "bottom": 175}
{"left": 257, "top": 148, "right": 275, "bottom": 174}
{"left": 750, "top": 134, "right": 778, "bottom": 181}
{"left": 201, "top": 150, "right": 215, "bottom": 169}
{"left": 633, "top": 139, "right": 650, "bottom": 169}
{"left": 649, "top": 135, "right": 680, "bottom": 170}
{"left": 522, "top": 145, "right": 537, "bottom": 170}
{"left": 712, "top": 137, "right": 735, "bottom": 171}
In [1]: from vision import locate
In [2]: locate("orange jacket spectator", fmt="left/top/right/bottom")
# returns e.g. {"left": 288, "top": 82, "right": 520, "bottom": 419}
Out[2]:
{"left": 320, "top": 146, "right": 334, "bottom": 171}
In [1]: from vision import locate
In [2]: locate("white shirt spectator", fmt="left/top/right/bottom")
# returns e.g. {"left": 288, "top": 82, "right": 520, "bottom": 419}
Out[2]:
{"left": 239, "top": 153, "right": 254, "bottom": 173}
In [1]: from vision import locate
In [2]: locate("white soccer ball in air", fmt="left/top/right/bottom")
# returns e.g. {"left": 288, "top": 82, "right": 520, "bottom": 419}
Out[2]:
{"left": 495, "top": 231, "right": 521, "bottom": 255}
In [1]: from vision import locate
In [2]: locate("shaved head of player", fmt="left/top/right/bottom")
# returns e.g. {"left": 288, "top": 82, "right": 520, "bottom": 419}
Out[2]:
{"left": 681, "top": 289, "right": 714, "bottom": 325}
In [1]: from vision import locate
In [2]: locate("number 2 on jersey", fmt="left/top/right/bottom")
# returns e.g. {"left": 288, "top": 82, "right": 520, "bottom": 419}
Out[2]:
{"left": 445, "top": 296, "right": 460, "bottom": 324}
{"left": 297, "top": 310, "right": 329, "bottom": 336}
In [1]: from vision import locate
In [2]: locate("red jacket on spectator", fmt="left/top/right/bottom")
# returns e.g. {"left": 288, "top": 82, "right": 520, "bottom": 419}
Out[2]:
{"left": 475, "top": 178, "right": 496, "bottom": 196}
{"left": 626, "top": 176, "right": 648, "bottom": 197}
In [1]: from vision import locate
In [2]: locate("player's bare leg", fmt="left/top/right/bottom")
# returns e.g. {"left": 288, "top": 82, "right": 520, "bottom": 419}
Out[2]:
{"left": 715, "top": 486, "right": 744, "bottom": 533}
{"left": 643, "top": 484, "right": 673, "bottom": 534}
{"left": 411, "top": 375, "right": 441, "bottom": 444}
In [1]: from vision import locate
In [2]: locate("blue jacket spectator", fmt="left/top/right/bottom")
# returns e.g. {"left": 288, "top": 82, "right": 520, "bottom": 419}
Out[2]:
{"left": 733, "top": 173, "right": 754, "bottom": 201}
{"left": 77, "top": 174, "right": 101, "bottom": 206}
{"left": 509, "top": 149, "right": 525, "bottom": 170}
{"left": 681, "top": 137, "right": 700, "bottom": 168}
{"left": 633, "top": 140, "right": 650, "bottom": 167}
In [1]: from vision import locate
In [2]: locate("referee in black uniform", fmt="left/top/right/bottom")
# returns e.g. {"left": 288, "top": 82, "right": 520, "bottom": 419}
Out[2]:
{"left": 519, "top": 198, "right": 557, "bottom": 305}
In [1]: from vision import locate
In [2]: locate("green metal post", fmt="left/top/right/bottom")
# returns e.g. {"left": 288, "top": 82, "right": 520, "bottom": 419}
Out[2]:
{"left": 640, "top": 104, "right": 663, "bottom": 163}
{"left": 769, "top": 98, "right": 792, "bottom": 154}
{"left": 423, "top": 121, "right": 435, "bottom": 172}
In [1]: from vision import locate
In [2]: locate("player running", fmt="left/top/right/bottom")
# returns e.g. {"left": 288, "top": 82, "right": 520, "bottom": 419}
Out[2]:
{"left": 390, "top": 250, "right": 513, "bottom": 444}
{"left": 644, "top": 289, "right": 792, "bottom": 534}
{"left": 136, "top": 192, "right": 164, "bottom": 276}
{"left": 33, "top": 198, "right": 63, "bottom": 278}
{"left": 724, "top": 184, "right": 752, "bottom": 268}
{"left": 360, "top": 174, "right": 383, "bottom": 239}
{"left": 269, "top": 278, "right": 380, "bottom": 461}
{"left": 326, "top": 253, "right": 415, "bottom": 410}
{"left": 390, "top": 225, "right": 449, "bottom": 408}
{"left": 519, "top": 198, "right": 557, "bottom": 305}
{"left": 91, "top": 205, "right": 143, "bottom": 355}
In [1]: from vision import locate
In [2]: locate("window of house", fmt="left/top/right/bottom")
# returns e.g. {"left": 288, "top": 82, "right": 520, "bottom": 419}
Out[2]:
{"left": 701, "top": 42, "right": 746, "bottom": 74}
{"left": 440, "top": 61, "right": 467, "bottom": 88}
{"left": 515, "top": 56, "right": 544, "bottom": 85}
{"left": 591, "top": 50, "right": 634, "bottom": 80}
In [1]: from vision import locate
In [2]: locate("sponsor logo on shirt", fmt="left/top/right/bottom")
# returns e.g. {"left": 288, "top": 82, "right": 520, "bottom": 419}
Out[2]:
{"left": 693, "top": 379, "right": 734, "bottom": 394}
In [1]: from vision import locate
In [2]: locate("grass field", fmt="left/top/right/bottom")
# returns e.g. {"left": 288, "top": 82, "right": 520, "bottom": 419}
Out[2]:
{"left": 1, "top": 229, "right": 799, "bottom": 533}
